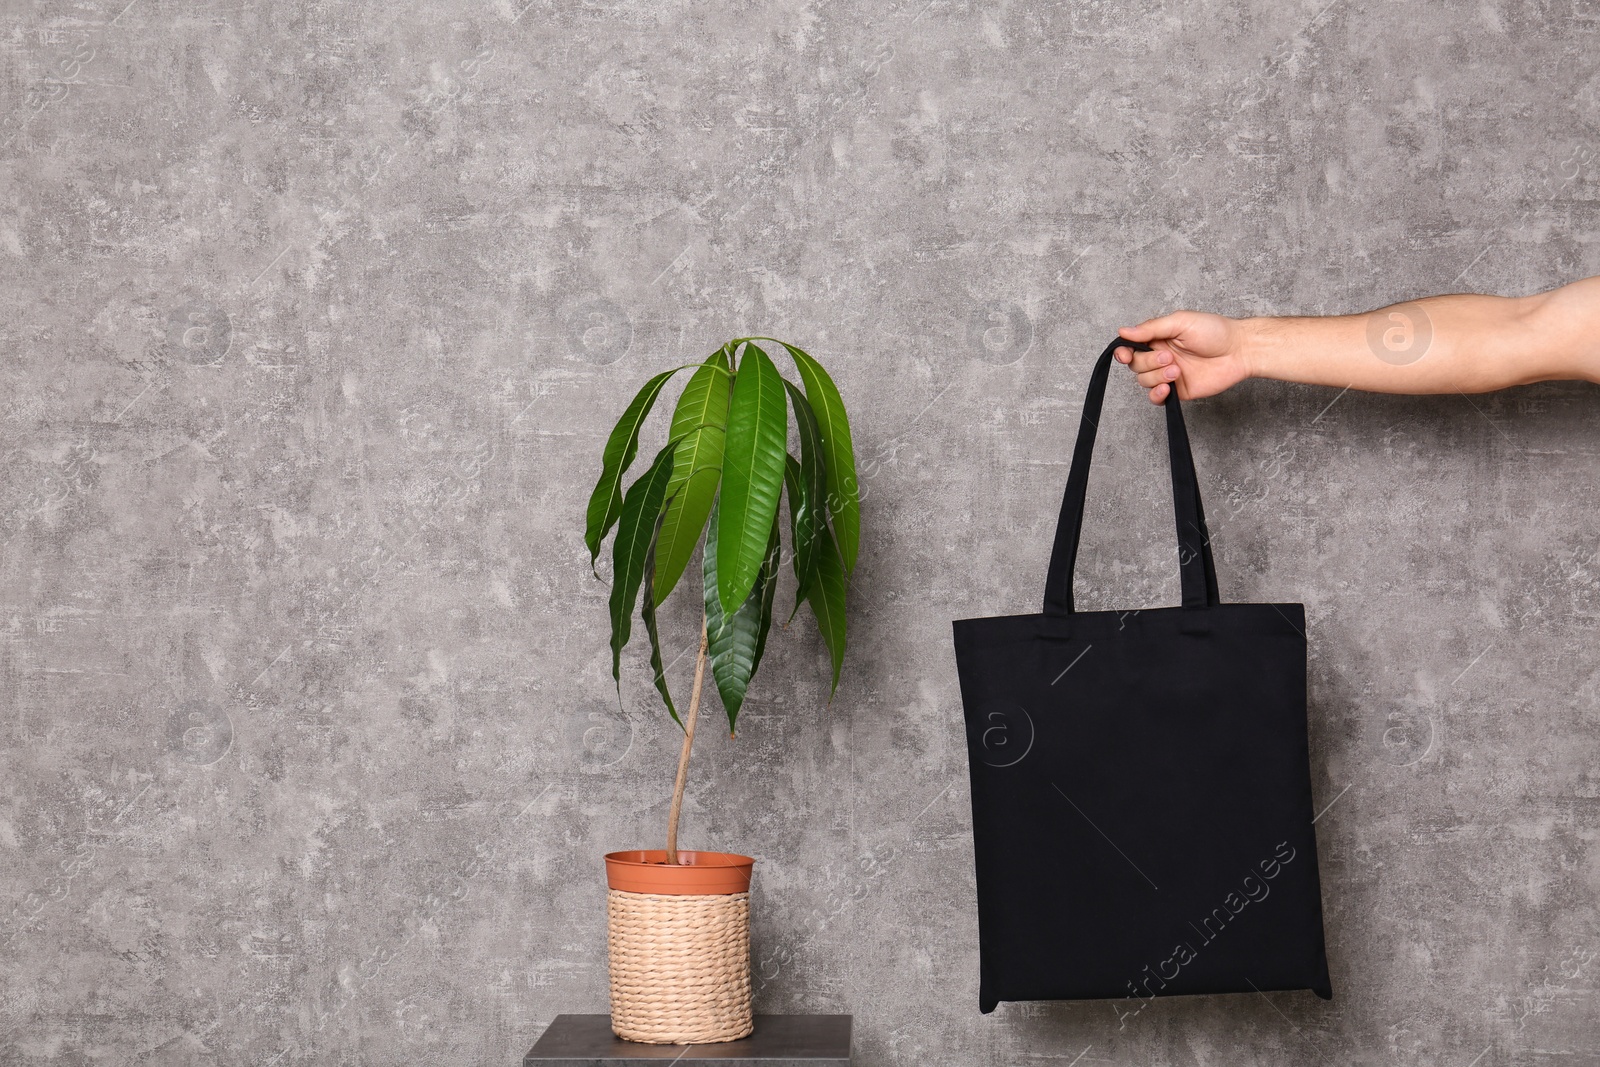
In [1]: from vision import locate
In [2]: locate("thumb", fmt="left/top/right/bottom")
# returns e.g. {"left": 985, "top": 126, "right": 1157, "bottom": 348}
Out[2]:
{"left": 1119, "top": 310, "right": 1193, "bottom": 344}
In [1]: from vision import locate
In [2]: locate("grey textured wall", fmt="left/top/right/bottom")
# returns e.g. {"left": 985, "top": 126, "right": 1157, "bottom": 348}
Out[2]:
{"left": 3, "top": 0, "right": 1598, "bottom": 1064}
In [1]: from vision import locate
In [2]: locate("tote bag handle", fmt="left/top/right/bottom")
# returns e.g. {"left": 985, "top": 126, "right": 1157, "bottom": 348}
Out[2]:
{"left": 1042, "top": 338, "right": 1221, "bottom": 616}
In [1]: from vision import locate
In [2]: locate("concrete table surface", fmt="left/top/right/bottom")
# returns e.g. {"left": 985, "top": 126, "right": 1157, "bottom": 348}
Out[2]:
{"left": 524, "top": 1015, "right": 852, "bottom": 1066}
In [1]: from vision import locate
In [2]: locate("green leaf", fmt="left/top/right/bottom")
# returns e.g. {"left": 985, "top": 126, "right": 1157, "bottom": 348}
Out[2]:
{"left": 703, "top": 498, "right": 778, "bottom": 735}
{"left": 749, "top": 515, "right": 782, "bottom": 686}
{"left": 653, "top": 349, "right": 732, "bottom": 602}
{"left": 608, "top": 440, "right": 678, "bottom": 698}
{"left": 782, "top": 456, "right": 807, "bottom": 626}
{"left": 716, "top": 341, "right": 787, "bottom": 615}
{"left": 782, "top": 381, "right": 825, "bottom": 614}
{"left": 585, "top": 368, "right": 686, "bottom": 573}
{"left": 778, "top": 341, "right": 859, "bottom": 573}
{"left": 808, "top": 521, "right": 848, "bottom": 700}
{"left": 640, "top": 508, "right": 678, "bottom": 725}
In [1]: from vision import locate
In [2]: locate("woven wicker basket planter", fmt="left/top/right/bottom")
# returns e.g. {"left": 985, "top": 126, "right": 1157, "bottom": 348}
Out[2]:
{"left": 603, "top": 850, "right": 756, "bottom": 1045}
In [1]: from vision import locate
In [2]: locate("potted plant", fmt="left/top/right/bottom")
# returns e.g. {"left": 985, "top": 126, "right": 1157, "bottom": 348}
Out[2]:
{"left": 585, "top": 337, "right": 859, "bottom": 1044}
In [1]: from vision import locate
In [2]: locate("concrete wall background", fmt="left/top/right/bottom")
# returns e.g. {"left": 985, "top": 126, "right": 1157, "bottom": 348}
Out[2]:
{"left": 3, "top": 1, "right": 1598, "bottom": 1064}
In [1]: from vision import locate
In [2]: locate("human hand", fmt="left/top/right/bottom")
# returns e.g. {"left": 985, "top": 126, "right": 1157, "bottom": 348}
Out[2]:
{"left": 1114, "top": 311, "right": 1252, "bottom": 404}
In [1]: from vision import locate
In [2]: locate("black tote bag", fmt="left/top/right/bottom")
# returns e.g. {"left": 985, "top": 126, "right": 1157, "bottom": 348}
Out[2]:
{"left": 951, "top": 338, "right": 1333, "bottom": 1014}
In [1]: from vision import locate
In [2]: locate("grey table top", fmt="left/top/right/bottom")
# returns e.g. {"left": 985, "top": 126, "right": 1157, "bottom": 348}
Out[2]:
{"left": 524, "top": 1015, "right": 852, "bottom": 1066}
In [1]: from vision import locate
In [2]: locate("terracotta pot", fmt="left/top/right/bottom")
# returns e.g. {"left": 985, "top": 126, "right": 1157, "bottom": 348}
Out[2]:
{"left": 604, "top": 849, "right": 755, "bottom": 895}
{"left": 603, "top": 850, "right": 756, "bottom": 1044}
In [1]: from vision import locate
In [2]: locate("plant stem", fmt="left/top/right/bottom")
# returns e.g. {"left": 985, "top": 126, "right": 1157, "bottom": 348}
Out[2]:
{"left": 665, "top": 618, "right": 709, "bottom": 865}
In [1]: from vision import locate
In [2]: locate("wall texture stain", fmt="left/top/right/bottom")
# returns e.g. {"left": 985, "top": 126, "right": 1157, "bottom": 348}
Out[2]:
{"left": 2, "top": 1, "right": 1598, "bottom": 1064}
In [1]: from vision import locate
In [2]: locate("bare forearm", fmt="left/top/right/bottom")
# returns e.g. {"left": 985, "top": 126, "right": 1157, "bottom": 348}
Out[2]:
{"left": 1239, "top": 278, "right": 1600, "bottom": 393}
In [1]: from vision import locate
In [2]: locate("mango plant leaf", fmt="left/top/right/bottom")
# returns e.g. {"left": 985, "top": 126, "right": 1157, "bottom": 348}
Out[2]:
{"left": 653, "top": 350, "right": 732, "bottom": 602}
{"left": 779, "top": 342, "right": 860, "bottom": 573}
{"left": 782, "top": 456, "right": 809, "bottom": 625}
{"left": 716, "top": 341, "right": 787, "bottom": 615}
{"left": 704, "top": 497, "right": 777, "bottom": 735}
{"left": 609, "top": 440, "right": 677, "bottom": 698}
{"left": 781, "top": 381, "right": 825, "bottom": 613}
{"left": 639, "top": 508, "right": 678, "bottom": 725}
{"left": 808, "top": 521, "right": 848, "bottom": 700}
{"left": 748, "top": 514, "right": 781, "bottom": 686}
{"left": 585, "top": 367, "right": 687, "bottom": 573}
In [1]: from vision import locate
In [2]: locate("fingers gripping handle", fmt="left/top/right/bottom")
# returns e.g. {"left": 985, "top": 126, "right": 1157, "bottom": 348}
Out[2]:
{"left": 1041, "top": 338, "right": 1220, "bottom": 616}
